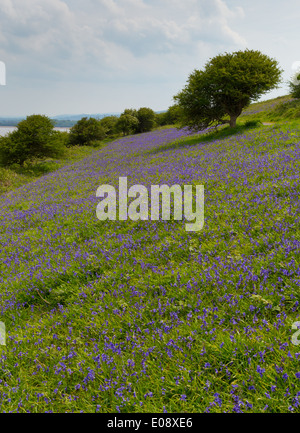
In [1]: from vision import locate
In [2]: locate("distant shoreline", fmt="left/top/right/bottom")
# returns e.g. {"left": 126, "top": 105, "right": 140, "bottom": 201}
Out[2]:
{"left": 0, "top": 121, "right": 76, "bottom": 127}
{"left": 0, "top": 126, "right": 70, "bottom": 137}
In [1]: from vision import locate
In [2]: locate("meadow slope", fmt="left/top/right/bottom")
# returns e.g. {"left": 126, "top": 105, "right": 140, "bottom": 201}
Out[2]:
{"left": 0, "top": 122, "right": 300, "bottom": 413}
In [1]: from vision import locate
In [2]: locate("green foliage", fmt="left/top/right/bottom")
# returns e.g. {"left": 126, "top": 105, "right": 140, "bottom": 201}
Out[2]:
{"left": 267, "top": 99, "right": 300, "bottom": 120}
{"left": 98, "top": 115, "right": 119, "bottom": 137}
{"left": 116, "top": 107, "right": 157, "bottom": 135}
{"left": 115, "top": 107, "right": 158, "bottom": 135}
{"left": 0, "top": 166, "right": 24, "bottom": 194}
{"left": 240, "top": 95, "right": 300, "bottom": 122}
{"left": 55, "top": 130, "right": 70, "bottom": 147}
{"left": 116, "top": 113, "right": 139, "bottom": 136}
{"left": 288, "top": 71, "right": 300, "bottom": 99}
{"left": 0, "top": 143, "right": 97, "bottom": 195}
{"left": 123, "top": 108, "right": 138, "bottom": 118}
{"left": 68, "top": 117, "right": 106, "bottom": 146}
{"left": 0, "top": 114, "right": 66, "bottom": 166}
{"left": 165, "top": 104, "right": 183, "bottom": 125}
{"left": 174, "top": 49, "right": 283, "bottom": 129}
{"left": 156, "top": 105, "right": 183, "bottom": 126}
{"left": 154, "top": 112, "right": 166, "bottom": 126}
{"left": 136, "top": 107, "right": 156, "bottom": 132}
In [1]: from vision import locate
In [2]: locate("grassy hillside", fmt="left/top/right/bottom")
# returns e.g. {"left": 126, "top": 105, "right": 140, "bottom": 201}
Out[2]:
{"left": 240, "top": 95, "right": 300, "bottom": 122}
{"left": 0, "top": 146, "right": 97, "bottom": 196}
{"left": 0, "top": 98, "right": 299, "bottom": 413}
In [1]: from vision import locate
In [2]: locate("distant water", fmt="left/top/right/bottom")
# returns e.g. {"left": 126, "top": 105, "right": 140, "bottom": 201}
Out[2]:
{"left": 0, "top": 126, "right": 70, "bottom": 137}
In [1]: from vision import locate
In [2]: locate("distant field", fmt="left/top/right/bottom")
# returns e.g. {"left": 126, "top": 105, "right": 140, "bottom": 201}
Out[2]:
{"left": 0, "top": 97, "right": 299, "bottom": 413}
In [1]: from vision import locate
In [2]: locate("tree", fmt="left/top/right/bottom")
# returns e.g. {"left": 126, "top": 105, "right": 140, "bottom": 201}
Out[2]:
{"left": 98, "top": 116, "right": 119, "bottom": 137}
{"left": 162, "top": 105, "right": 183, "bottom": 125}
{"left": 0, "top": 114, "right": 66, "bottom": 165}
{"left": 68, "top": 117, "right": 106, "bottom": 146}
{"left": 136, "top": 107, "right": 156, "bottom": 132}
{"left": 174, "top": 49, "right": 283, "bottom": 129}
{"left": 289, "top": 70, "right": 300, "bottom": 99}
{"left": 123, "top": 108, "right": 138, "bottom": 118}
{"left": 116, "top": 114, "right": 139, "bottom": 136}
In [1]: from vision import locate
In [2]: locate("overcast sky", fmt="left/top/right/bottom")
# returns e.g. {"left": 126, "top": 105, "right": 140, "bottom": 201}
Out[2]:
{"left": 0, "top": 0, "right": 299, "bottom": 117}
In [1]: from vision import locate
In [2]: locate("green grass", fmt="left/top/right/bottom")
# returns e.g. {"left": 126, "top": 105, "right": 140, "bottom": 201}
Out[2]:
{"left": 0, "top": 96, "right": 300, "bottom": 413}
{"left": 240, "top": 95, "right": 300, "bottom": 122}
{"left": 0, "top": 145, "right": 102, "bottom": 195}
{"left": 1, "top": 93, "right": 299, "bottom": 196}
{"left": 150, "top": 120, "right": 264, "bottom": 154}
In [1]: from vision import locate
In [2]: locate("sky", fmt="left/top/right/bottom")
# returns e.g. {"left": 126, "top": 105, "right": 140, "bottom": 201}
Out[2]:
{"left": 0, "top": 0, "right": 299, "bottom": 117}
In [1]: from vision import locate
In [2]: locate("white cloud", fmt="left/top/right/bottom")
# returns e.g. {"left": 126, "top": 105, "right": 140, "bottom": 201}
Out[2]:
{"left": 292, "top": 61, "right": 300, "bottom": 71}
{"left": 1, "top": 0, "right": 300, "bottom": 116}
{"left": 0, "top": 0, "right": 246, "bottom": 80}
{"left": 0, "top": 0, "right": 249, "bottom": 115}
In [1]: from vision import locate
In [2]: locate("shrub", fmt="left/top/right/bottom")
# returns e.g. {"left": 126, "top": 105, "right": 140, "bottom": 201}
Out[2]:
{"left": 116, "top": 114, "right": 139, "bottom": 136}
{"left": 244, "top": 120, "right": 262, "bottom": 127}
{"left": 155, "top": 112, "right": 167, "bottom": 126}
{"left": 160, "top": 105, "right": 183, "bottom": 126}
{"left": 98, "top": 116, "right": 119, "bottom": 137}
{"left": 68, "top": 117, "right": 106, "bottom": 146}
{"left": 289, "top": 71, "right": 300, "bottom": 99}
{"left": 136, "top": 107, "right": 156, "bottom": 133}
{"left": 0, "top": 114, "right": 66, "bottom": 166}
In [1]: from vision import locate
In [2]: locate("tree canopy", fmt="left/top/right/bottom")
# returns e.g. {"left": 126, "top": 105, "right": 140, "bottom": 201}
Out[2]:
{"left": 98, "top": 116, "right": 119, "bottom": 137}
{"left": 174, "top": 49, "right": 283, "bottom": 129}
{"left": 289, "top": 70, "right": 300, "bottom": 99}
{"left": 0, "top": 114, "right": 66, "bottom": 165}
{"left": 136, "top": 107, "right": 156, "bottom": 133}
{"left": 116, "top": 114, "right": 139, "bottom": 136}
{"left": 68, "top": 117, "right": 106, "bottom": 146}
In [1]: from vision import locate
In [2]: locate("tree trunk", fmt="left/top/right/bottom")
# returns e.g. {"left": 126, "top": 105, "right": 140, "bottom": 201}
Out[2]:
{"left": 229, "top": 115, "right": 237, "bottom": 128}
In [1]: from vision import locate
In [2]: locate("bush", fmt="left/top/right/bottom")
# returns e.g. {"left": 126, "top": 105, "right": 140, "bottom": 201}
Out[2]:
{"left": 136, "top": 107, "right": 156, "bottom": 133}
{"left": 289, "top": 72, "right": 300, "bottom": 99}
{"left": 98, "top": 116, "right": 119, "bottom": 137}
{"left": 116, "top": 114, "right": 139, "bottom": 136}
{"left": 244, "top": 120, "right": 262, "bottom": 127}
{"left": 155, "top": 112, "right": 167, "bottom": 126}
{"left": 159, "top": 105, "right": 183, "bottom": 126}
{"left": 68, "top": 117, "right": 106, "bottom": 146}
{"left": 55, "top": 130, "right": 70, "bottom": 147}
{"left": 0, "top": 114, "right": 66, "bottom": 166}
